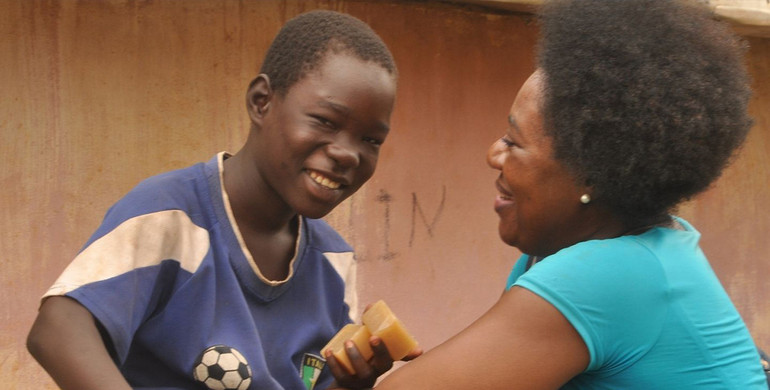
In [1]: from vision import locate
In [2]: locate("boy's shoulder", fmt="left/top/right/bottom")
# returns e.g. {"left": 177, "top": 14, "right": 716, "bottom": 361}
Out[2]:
{"left": 95, "top": 159, "right": 215, "bottom": 237}
{"left": 128, "top": 161, "right": 210, "bottom": 208}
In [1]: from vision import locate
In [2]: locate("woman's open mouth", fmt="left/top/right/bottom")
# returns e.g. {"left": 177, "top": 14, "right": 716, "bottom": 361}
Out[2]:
{"left": 494, "top": 179, "right": 515, "bottom": 212}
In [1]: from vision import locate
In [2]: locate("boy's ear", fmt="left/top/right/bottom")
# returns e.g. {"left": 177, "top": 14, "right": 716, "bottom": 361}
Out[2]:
{"left": 246, "top": 74, "right": 273, "bottom": 124}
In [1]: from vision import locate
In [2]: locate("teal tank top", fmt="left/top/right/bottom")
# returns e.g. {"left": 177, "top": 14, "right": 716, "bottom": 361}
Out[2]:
{"left": 507, "top": 217, "right": 765, "bottom": 389}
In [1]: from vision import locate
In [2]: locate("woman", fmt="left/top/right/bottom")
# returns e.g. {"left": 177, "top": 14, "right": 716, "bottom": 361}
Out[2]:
{"left": 327, "top": 0, "right": 766, "bottom": 388}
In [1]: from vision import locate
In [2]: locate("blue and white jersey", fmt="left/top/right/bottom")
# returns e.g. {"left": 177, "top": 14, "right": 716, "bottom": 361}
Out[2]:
{"left": 44, "top": 152, "right": 358, "bottom": 390}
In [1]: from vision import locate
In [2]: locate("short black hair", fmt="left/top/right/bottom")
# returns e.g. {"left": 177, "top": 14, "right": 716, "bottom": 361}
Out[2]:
{"left": 258, "top": 10, "right": 397, "bottom": 96}
{"left": 538, "top": 0, "right": 752, "bottom": 226}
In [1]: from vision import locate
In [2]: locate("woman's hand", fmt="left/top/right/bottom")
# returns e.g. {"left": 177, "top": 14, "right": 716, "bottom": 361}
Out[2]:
{"left": 325, "top": 336, "right": 423, "bottom": 389}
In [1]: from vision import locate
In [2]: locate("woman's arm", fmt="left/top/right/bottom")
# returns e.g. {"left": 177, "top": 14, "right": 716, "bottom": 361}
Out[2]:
{"left": 27, "top": 296, "right": 132, "bottom": 390}
{"left": 374, "top": 286, "right": 589, "bottom": 389}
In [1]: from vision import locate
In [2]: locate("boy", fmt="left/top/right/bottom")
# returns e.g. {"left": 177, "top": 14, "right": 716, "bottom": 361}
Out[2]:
{"left": 27, "top": 10, "right": 401, "bottom": 390}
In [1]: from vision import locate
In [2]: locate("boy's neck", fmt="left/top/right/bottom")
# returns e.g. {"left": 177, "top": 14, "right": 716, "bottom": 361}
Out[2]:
{"left": 222, "top": 152, "right": 300, "bottom": 282}
{"left": 223, "top": 151, "right": 296, "bottom": 233}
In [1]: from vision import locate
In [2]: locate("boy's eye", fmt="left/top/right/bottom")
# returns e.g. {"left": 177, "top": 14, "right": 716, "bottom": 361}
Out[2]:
{"left": 311, "top": 115, "right": 336, "bottom": 129}
{"left": 363, "top": 136, "right": 384, "bottom": 146}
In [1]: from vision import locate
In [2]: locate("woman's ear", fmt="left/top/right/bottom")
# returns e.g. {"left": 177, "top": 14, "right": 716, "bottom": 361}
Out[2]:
{"left": 246, "top": 74, "right": 273, "bottom": 124}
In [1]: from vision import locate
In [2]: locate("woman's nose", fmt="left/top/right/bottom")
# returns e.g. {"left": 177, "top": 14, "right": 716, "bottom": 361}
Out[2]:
{"left": 487, "top": 139, "right": 505, "bottom": 170}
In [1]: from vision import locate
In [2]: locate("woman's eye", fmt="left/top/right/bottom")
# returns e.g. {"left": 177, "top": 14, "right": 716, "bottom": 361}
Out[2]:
{"left": 500, "top": 137, "right": 516, "bottom": 147}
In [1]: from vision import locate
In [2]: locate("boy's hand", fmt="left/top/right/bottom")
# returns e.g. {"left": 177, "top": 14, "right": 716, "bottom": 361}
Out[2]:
{"left": 325, "top": 336, "right": 423, "bottom": 389}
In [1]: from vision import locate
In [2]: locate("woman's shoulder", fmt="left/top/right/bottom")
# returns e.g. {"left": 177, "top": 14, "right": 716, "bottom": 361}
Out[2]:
{"left": 547, "top": 234, "right": 664, "bottom": 271}
{"left": 518, "top": 235, "right": 671, "bottom": 314}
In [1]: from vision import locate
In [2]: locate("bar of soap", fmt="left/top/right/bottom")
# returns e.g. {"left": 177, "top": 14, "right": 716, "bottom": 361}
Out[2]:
{"left": 361, "top": 300, "right": 418, "bottom": 361}
{"left": 322, "top": 324, "right": 374, "bottom": 375}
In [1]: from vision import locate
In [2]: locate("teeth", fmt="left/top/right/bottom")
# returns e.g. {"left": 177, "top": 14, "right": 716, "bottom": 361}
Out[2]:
{"left": 309, "top": 171, "right": 341, "bottom": 189}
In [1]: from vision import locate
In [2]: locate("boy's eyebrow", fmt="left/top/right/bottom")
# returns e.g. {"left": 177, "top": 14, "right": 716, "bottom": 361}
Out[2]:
{"left": 319, "top": 100, "right": 350, "bottom": 115}
{"left": 319, "top": 100, "right": 391, "bottom": 132}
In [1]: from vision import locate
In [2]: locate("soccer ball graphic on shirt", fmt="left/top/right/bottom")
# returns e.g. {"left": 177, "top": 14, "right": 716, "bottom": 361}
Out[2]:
{"left": 193, "top": 345, "right": 253, "bottom": 390}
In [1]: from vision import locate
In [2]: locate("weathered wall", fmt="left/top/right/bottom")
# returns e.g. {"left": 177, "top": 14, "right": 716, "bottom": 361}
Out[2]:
{"left": 452, "top": 0, "right": 770, "bottom": 37}
{"left": 1, "top": 1, "right": 767, "bottom": 388}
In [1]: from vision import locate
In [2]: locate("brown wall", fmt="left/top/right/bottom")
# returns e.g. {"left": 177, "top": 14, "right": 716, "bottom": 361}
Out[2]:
{"left": 1, "top": 1, "right": 767, "bottom": 387}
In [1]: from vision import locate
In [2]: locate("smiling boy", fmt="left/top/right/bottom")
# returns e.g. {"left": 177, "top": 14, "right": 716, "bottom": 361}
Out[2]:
{"left": 27, "top": 10, "right": 400, "bottom": 390}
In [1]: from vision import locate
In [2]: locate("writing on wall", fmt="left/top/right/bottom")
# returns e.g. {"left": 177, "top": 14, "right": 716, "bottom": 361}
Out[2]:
{"left": 373, "top": 185, "right": 447, "bottom": 261}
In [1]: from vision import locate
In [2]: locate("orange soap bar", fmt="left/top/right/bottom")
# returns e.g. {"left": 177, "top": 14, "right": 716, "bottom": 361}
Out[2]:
{"left": 322, "top": 324, "right": 374, "bottom": 375}
{"left": 362, "top": 300, "right": 419, "bottom": 361}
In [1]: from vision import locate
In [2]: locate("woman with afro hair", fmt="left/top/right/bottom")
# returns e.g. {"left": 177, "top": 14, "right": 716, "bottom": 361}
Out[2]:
{"left": 328, "top": 0, "right": 766, "bottom": 388}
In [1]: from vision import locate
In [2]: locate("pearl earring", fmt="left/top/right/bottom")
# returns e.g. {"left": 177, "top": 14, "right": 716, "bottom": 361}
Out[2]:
{"left": 580, "top": 194, "right": 591, "bottom": 204}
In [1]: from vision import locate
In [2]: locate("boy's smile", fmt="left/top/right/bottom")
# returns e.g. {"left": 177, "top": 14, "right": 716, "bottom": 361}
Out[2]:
{"left": 307, "top": 169, "right": 343, "bottom": 190}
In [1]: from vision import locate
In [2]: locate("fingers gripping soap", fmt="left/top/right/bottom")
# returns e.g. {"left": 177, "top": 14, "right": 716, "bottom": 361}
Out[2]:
{"left": 361, "top": 300, "right": 419, "bottom": 361}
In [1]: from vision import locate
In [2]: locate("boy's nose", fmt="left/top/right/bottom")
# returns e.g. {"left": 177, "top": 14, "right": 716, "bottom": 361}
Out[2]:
{"left": 326, "top": 140, "right": 360, "bottom": 169}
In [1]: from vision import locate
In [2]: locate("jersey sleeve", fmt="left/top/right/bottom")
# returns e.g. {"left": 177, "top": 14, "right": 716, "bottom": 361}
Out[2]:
{"left": 511, "top": 238, "right": 669, "bottom": 375}
{"left": 44, "top": 203, "right": 211, "bottom": 363}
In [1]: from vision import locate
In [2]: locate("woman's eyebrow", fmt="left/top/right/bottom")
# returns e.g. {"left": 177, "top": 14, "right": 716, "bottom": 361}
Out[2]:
{"left": 508, "top": 114, "right": 520, "bottom": 134}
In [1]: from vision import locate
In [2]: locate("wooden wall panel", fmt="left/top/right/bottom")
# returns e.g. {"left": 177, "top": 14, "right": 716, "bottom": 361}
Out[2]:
{"left": 1, "top": 1, "right": 766, "bottom": 388}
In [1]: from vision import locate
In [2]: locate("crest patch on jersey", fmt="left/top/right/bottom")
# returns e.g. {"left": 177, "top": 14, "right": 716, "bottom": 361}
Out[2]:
{"left": 300, "top": 353, "right": 326, "bottom": 390}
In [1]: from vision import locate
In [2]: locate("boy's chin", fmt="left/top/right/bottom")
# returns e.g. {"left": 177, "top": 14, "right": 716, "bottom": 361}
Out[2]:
{"left": 296, "top": 202, "right": 342, "bottom": 220}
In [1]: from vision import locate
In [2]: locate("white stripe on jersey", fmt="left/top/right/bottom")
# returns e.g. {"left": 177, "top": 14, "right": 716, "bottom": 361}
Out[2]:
{"left": 323, "top": 251, "right": 359, "bottom": 323}
{"left": 44, "top": 210, "right": 209, "bottom": 297}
